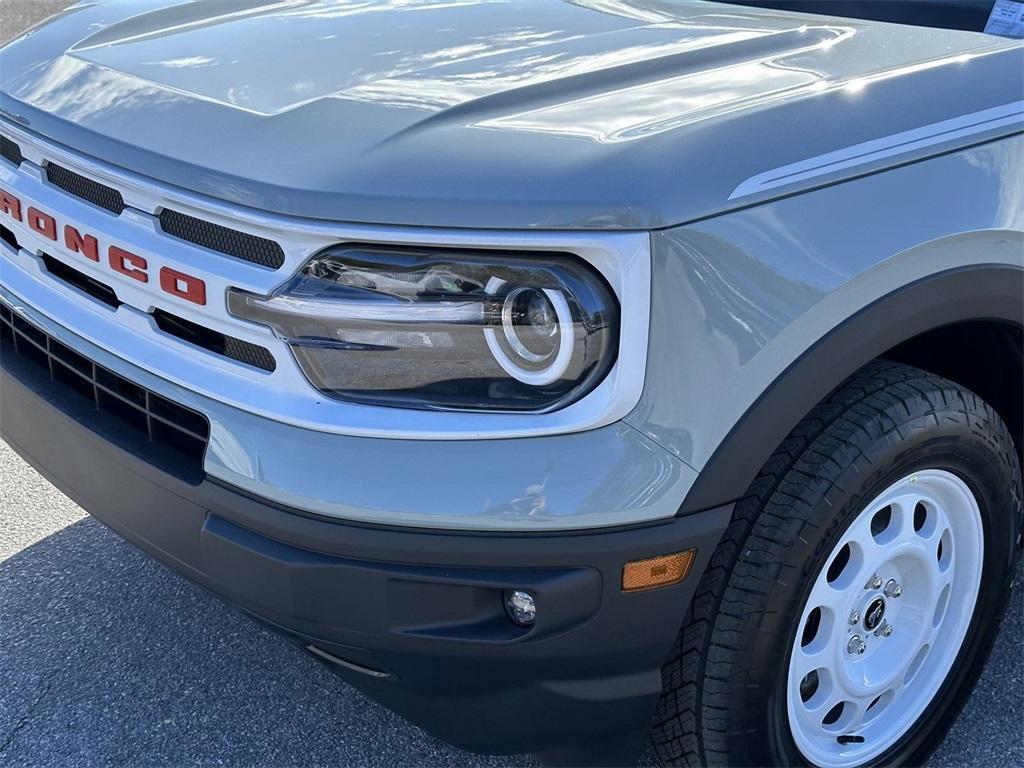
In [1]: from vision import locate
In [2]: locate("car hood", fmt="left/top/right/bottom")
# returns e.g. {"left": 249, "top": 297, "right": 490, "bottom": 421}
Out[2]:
{"left": 1, "top": 0, "right": 1021, "bottom": 229}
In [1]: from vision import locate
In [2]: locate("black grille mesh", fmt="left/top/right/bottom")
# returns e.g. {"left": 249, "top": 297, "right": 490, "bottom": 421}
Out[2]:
{"left": 1, "top": 135, "right": 23, "bottom": 166}
{"left": 159, "top": 209, "right": 285, "bottom": 269}
{"left": 46, "top": 163, "right": 126, "bottom": 215}
{"left": 32, "top": 253, "right": 277, "bottom": 373}
{"left": 0, "top": 304, "right": 209, "bottom": 468}
{"left": 152, "top": 309, "right": 277, "bottom": 372}
{"left": 223, "top": 336, "right": 278, "bottom": 371}
{"left": 15, "top": 151, "right": 284, "bottom": 269}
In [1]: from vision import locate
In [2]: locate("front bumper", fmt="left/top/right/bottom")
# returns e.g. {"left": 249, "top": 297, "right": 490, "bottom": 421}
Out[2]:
{"left": 1, "top": 302, "right": 730, "bottom": 761}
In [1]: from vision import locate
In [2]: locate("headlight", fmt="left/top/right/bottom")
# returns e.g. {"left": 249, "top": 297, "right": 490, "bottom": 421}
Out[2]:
{"left": 227, "top": 246, "right": 619, "bottom": 412}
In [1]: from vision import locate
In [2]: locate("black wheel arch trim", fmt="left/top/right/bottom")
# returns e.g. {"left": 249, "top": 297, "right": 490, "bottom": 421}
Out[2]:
{"left": 679, "top": 263, "right": 1024, "bottom": 515}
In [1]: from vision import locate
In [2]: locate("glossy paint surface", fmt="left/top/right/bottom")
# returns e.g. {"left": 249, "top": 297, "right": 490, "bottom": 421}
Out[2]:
{"left": 626, "top": 135, "right": 1024, "bottom": 469}
{"left": 1, "top": 0, "right": 1021, "bottom": 228}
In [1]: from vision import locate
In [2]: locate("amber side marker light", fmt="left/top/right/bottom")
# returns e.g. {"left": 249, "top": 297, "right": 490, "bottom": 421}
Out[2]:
{"left": 622, "top": 549, "right": 696, "bottom": 592}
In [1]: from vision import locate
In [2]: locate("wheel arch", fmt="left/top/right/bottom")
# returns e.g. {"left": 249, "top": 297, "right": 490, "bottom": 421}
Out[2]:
{"left": 679, "top": 262, "right": 1024, "bottom": 515}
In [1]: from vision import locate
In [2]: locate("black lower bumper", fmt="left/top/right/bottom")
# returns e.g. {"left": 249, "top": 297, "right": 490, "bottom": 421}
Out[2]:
{"left": 1, "top": 324, "right": 729, "bottom": 763}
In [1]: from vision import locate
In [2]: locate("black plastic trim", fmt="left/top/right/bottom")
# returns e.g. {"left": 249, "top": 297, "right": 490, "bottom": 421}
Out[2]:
{"left": 41, "top": 253, "right": 122, "bottom": 309}
{"left": 1, "top": 223, "right": 19, "bottom": 251}
{"left": 159, "top": 208, "right": 285, "bottom": 269}
{"left": 1, "top": 305, "right": 209, "bottom": 479}
{"left": 45, "top": 162, "right": 126, "bottom": 215}
{"left": 714, "top": 1, "right": 996, "bottom": 33}
{"left": 0, "top": 134, "right": 22, "bottom": 166}
{"left": 152, "top": 309, "right": 276, "bottom": 372}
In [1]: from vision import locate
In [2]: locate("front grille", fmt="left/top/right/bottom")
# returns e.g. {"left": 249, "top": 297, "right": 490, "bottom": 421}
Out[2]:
{"left": 45, "top": 163, "right": 126, "bottom": 215}
{"left": 1, "top": 223, "right": 19, "bottom": 251}
{"left": 153, "top": 309, "right": 277, "bottom": 372}
{"left": 159, "top": 208, "right": 286, "bottom": 269}
{"left": 0, "top": 304, "right": 209, "bottom": 468}
{"left": 41, "top": 254, "right": 122, "bottom": 309}
{"left": 33, "top": 253, "right": 277, "bottom": 371}
{"left": 1, "top": 135, "right": 22, "bottom": 166}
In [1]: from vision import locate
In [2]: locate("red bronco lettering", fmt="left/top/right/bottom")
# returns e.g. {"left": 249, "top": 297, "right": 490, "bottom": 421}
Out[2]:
{"left": 1, "top": 187, "right": 207, "bottom": 306}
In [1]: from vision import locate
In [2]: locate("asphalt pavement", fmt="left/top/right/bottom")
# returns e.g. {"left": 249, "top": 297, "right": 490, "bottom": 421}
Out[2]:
{"left": 0, "top": 2, "right": 1021, "bottom": 766}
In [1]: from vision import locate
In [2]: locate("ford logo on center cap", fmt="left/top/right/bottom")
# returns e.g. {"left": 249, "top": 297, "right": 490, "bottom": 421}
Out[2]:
{"left": 864, "top": 597, "right": 886, "bottom": 631}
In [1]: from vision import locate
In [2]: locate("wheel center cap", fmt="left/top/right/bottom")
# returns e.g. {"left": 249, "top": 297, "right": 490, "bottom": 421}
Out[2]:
{"left": 863, "top": 597, "right": 886, "bottom": 631}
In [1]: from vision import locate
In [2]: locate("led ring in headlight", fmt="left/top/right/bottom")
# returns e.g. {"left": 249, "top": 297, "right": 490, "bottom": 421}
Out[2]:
{"left": 483, "top": 278, "right": 574, "bottom": 386}
{"left": 228, "top": 246, "right": 619, "bottom": 413}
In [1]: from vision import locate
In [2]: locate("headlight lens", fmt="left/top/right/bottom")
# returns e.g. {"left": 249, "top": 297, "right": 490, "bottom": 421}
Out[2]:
{"left": 227, "top": 246, "right": 619, "bottom": 412}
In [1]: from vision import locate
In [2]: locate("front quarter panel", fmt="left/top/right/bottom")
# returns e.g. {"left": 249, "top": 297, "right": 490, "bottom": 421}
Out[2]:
{"left": 627, "top": 134, "right": 1024, "bottom": 498}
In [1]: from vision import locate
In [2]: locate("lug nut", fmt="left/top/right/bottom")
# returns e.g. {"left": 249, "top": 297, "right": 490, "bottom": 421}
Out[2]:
{"left": 865, "top": 574, "right": 883, "bottom": 590}
{"left": 847, "top": 635, "right": 867, "bottom": 655}
{"left": 849, "top": 610, "right": 861, "bottom": 625}
{"left": 884, "top": 579, "right": 902, "bottom": 598}
{"left": 882, "top": 624, "right": 893, "bottom": 637}
{"left": 874, "top": 620, "right": 893, "bottom": 638}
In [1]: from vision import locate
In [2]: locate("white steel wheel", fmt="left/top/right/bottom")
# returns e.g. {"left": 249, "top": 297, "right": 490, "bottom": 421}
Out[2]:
{"left": 786, "top": 469, "right": 984, "bottom": 768}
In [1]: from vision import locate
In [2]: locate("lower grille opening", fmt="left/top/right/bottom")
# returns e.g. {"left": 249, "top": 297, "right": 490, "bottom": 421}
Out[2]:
{"left": 0, "top": 304, "right": 210, "bottom": 476}
{"left": 153, "top": 309, "right": 277, "bottom": 372}
{"left": 33, "top": 254, "right": 276, "bottom": 372}
{"left": 41, "top": 254, "right": 122, "bottom": 309}
{"left": 1, "top": 223, "right": 19, "bottom": 251}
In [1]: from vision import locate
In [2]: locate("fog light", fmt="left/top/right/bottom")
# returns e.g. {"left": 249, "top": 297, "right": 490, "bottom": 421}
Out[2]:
{"left": 504, "top": 590, "right": 537, "bottom": 627}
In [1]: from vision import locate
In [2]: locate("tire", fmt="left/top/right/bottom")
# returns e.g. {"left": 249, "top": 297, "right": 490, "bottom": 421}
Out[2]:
{"left": 651, "top": 360, "right": 1022, "bottom": 768}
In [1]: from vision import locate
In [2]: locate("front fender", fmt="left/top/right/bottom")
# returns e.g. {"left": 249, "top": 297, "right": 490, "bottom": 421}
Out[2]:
{"left": 626, "top": 134, "right": 1024, "bottom": 514}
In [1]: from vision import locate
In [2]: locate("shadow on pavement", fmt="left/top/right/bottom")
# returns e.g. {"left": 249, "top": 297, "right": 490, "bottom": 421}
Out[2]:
{"left": 0, "top": 517, "right": 533, "bottom": 767}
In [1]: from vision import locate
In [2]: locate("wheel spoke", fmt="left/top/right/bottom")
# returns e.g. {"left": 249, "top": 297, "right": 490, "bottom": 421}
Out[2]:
{"left": 854, "top": 539, "right": 886, "bottom": 584}
{"left": 794, "top": 686, "right": 847, "bottom": 735}
{"left": 925, "top": 572, "right": 956, "bottom": 638}
{"left": 859, "top": 687, "right": 898, "bottom": 728}
{"left": 887, "top": 494, "right": 926, "bottom": 545}
{"left": 923, "top": 503, "right": 952, "bottom": 543}
{"left": 844, "top": 696, "right": 872, "bottom": 732}
{"left": 792, "top": 643, "right": 830, "bottom": 679}
{"left": 823, "top": 527, "right": 880, "bottom": 594}
{"left": 898, "top": 640, "right": 932, "bottom": 689}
